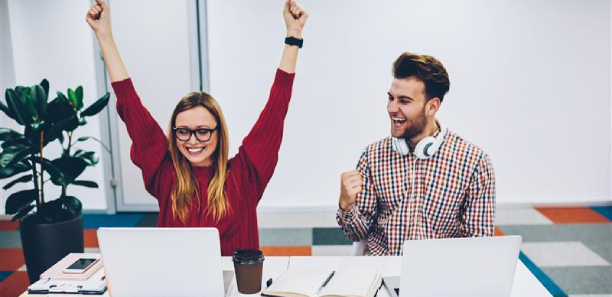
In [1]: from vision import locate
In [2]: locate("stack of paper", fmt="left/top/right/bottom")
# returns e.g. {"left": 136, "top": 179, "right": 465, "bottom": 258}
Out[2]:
{"left": 27, "top": 253, "right": 107, "bottom": 295}
{"left": 29, "top": 268, "right": 106, "bottom": 295}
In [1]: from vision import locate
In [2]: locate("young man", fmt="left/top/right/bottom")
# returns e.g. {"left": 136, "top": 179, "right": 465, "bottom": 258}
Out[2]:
{"left": 337, "top": 53, "right": 495, "bottom": 256}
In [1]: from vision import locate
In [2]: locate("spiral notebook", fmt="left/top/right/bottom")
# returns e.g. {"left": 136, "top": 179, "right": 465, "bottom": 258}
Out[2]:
{"left": 261, "top": 268, "right": 381, "bottom": 297}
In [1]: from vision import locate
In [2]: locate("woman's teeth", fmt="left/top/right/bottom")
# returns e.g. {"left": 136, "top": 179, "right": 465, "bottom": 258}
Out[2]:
{"left": 187, "top": 147, "right": 204, "bottom": 154}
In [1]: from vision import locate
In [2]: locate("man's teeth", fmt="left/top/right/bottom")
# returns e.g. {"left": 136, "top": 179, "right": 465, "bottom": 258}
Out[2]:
{"left": 188, "top": 147, "right": 204, "bottom": 153}
{"left": 393, "top": 118, "right": 407, "bottom": 124}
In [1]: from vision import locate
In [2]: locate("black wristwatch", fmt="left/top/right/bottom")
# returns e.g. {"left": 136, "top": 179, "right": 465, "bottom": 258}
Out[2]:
{"left": 285, "top": 36, "right": 303, "bottom": 48}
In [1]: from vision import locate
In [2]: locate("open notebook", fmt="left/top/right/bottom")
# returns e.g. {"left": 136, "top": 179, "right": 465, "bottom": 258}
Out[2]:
{"left": 261, "top": 268, "right": 381, "bottom": 297}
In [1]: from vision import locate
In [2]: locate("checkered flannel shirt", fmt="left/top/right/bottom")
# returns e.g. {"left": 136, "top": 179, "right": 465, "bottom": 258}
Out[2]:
{"left": 336, "top": 129, "right": 496, "bottom": 256}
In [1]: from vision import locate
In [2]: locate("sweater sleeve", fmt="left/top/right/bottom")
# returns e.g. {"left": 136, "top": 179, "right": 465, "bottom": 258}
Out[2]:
{"left": 111, "top": 78, "right": 169, "bottom": 196}
{"left": 232, "top": 69, "right": 295, "bottom": 204}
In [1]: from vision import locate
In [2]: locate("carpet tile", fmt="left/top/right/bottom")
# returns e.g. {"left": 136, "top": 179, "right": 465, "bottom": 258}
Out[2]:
{"left": 312, "top": 227, "right": 353, "bottom": 245}
{"left": 521, "top": 242, "right": 610, "bottom": 267}
{"left": 0, "top": 271, "right": 28, "bottom": 297}
{"left": 536, "top": 207, "right": 609, "bottom": 224}
{"left": 591, "top": 206, "right": 612, "bottom": 221}
{"left": 82, "top": 213, "right": 144, "bottom": 229}
{"left": 0, "top": 232, "right": 20, "bottom": 248}
{"left": 542, "top": 267, "right": 612, "bottom": 295}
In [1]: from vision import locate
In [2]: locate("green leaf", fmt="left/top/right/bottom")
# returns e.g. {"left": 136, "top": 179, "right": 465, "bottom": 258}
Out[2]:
{"left": 5, "top": 88, "right": 33, "bottom": 125}
{"left": 0, "top": 128, "right": 22, "bottom": 142}
{"left": 62, "top": 196, "right": 82, "bottom": 217}
{"left": 3, "top": 174, "right": 33, "bottom": 190}
{"left": 1, "top": 137, "right": 31, "bottom": 151}
{"left": 1, "top": 146, "right": 35, "bottom": 169}
{"left": 46, "top": 156, "right": 88, "bottom": 186}
{"left": 75, "top": 86, "right": 84, "bottom": 111}
{"left": 67, "top": 88, "right": 77, "bottom": 109}
{"left": 12, "top": 205, "right": 35, "bottom": 222}
{"left": 57, "top": 133, "right": 64, "bottom": 145}
{"left": 47, "top": 95, "right": 79, "bottom": 132}
{"left": 32, "top": 85, "right": 47, "bottom": 119}
{"left": 5, "top": 189, "right": 37, "bottom": 215}
{"left": 46, "top": 93, "right": 74, "bottom": 123}
{"left": 43, "top": 117, "right": 78, "bottom": 145}
{"left": 71, "top": 180, "right": 98, "bottom": 188}
{"left": 22, "top": 87, "right": 38, "bottom": 120}
{"left": 40, "top": 79, "right": 49, "bottom": 100}
{"left": 73, "top": 151, "right": 99, "bottom": 166}
{"left": 0, "top": 101, "right": 17, "bottom": 121}
{"left": 14, "top": 86, "right": 26, "bottom": 97}
{"left": 80, "top": 93, "right": 110, "bottom": 117}
{"left": 28, "top": 157, "right": 64, "bottom": 184}
{"left": 0, "top": 161, "right": 31, "bottom": 179}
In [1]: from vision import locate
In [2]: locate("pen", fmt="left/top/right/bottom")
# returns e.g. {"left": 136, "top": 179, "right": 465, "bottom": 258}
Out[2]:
{"left": 316, "top": 270, "right": 335, "bottom": 295}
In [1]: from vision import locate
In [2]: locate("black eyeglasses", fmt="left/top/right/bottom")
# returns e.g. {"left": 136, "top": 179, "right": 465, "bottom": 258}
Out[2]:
{"left": 172, "top": 126, "right": 217, "bottom": 142}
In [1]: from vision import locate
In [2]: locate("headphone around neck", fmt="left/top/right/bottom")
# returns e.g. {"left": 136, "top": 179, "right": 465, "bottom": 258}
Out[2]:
{"left": 391, "top": 121, "right": 448, "bottom": 159}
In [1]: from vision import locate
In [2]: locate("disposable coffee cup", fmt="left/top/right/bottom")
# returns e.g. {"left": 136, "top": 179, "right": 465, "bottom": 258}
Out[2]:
{"left": 233, "top": 249, "right": 265, "bottom": 294}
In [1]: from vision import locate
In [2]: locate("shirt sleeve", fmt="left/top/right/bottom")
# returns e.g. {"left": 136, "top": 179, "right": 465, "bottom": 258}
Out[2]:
{"left": 460, "top": 152, "right": 496, "bottom": 237}
{"left": 233, "top": 69, "right": 295, "bottom": 204}
{"left": 336, "top": 148, "right": 379, "bottom": 241}
{"left": 111, "top": 78, "right": 169, "bottom": 196}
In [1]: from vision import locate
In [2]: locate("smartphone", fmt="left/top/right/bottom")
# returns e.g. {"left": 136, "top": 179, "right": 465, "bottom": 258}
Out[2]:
{"left": 62, "top": 258, "right": 100, "bottom": 274}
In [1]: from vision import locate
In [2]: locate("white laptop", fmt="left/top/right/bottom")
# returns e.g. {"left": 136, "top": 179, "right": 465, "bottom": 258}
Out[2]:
{"left": 97, "top": 228, "right": 225, "bottom": 297}
{"left": 383, "top": 235, "right": 522, "bottom": 297}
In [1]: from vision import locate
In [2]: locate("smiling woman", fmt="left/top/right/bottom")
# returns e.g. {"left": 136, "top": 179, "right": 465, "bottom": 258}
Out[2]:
{"left": 85, "top": 0, "right": 309, "bottom": 256}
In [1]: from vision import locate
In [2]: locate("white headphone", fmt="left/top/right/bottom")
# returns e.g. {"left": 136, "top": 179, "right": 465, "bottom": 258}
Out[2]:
{"left": 391, "top": 121, "right": 448, "bottom": 159}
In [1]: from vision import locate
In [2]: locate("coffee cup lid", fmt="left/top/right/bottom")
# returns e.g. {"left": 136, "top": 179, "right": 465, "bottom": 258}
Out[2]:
{"left": 233, "top": 249, "right": 265, "bottom": 264}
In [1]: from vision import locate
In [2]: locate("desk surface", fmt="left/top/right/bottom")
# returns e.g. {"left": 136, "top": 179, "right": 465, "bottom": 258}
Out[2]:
{"left": 30, "top": 256, "right": 551, "bottom": 297}
{"left": 223, "top": 256, "right": 552, "bottom": 297}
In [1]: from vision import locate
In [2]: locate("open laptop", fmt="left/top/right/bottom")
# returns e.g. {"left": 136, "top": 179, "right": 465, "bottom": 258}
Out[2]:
{"left": 383, "top": 235, "right": 522, "bottom": 297}
{"left": 97, "top": 228, "right": 225, "bottom": 297}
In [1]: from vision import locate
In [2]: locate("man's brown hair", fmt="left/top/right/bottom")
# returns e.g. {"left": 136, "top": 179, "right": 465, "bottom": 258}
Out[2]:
{"left": 392, "top": 52, "right": 450, "bottom": 102}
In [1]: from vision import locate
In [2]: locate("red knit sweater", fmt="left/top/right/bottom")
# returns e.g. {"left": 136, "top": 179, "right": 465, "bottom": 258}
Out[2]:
{"left": 111, "top": 69, "right": 295, "bottom": 256}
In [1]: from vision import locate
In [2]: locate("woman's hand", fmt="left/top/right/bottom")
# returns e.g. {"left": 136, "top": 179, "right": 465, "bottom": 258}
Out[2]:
{"left": 85, "top": 0, "right": 128, "bottom": 82}
{"left": 86, "top": 0, "right": 112, "bottom": 39}
{"left": 283, "top": 0, "right": 308, "bottom": 39}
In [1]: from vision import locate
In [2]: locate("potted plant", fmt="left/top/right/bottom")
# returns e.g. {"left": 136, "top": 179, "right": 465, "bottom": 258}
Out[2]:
{"left": 0, "top": 79, "right": 109, "bottom": 283}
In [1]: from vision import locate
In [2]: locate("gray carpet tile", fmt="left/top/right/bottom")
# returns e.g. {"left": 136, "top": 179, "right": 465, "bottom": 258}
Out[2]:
{"left": 259, "top": 228, "right": 312, "bottom": 246}
{"left": 312, "top": 227, "right": 353, "bottom": 246}
{"left": 521, "top": 242, "right": 610, "bottom": 267}
{"left": 542, "top": 267, "right": 612, "bottom": 295}
{"left": 0, "top": 231, "right": 21, "bottom": 248}
{"left": 499, "top": 224, "right": 612, "bottom": 262}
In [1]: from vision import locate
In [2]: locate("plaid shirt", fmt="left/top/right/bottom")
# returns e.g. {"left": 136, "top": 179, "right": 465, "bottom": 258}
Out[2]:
{"left": 336, "top": 129, "right": 496, "bottom": 256}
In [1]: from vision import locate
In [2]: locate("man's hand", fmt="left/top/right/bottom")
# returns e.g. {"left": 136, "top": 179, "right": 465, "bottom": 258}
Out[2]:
{"left": 86, "top": 0, "right": 112, "bottom": 39}
{"left": 283, "top": 0, "right": 308, "bottom": 39}
{"left": 339, "top": 170, "right": 363, "bottom": 211}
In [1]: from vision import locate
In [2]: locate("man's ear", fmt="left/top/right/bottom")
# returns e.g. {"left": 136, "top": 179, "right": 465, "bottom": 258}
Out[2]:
{"left": 427, "top": 97, "right": 441, "bottom": 116}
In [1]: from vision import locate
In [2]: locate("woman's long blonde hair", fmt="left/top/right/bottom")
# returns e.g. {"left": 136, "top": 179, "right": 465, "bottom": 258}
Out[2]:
{"left": 167, "top": 92, "right": 230, "bottom": 224}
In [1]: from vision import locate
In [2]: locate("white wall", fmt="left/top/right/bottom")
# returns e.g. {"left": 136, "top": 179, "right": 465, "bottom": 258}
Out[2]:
{"left": 1, "top": 0, "right": 107, "bottom": 214}
{"left": 3, "top": 0, "right": 609, "bottom": 214}
{"left": 207, "top": 0, "right": 611, "bottom": 208}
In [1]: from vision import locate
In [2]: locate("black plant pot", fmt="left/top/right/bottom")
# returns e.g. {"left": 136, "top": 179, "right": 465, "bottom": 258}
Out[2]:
{"left": 20, "top": 213, "right": 84, "bottom": 283}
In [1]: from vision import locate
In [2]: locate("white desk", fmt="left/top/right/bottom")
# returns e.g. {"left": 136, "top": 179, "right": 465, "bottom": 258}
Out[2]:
{"left": 33, "top": 256, "right": 551, "bottom": 297}
{"left": 224, "top": 256, "right": 552, "bottom": 297}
